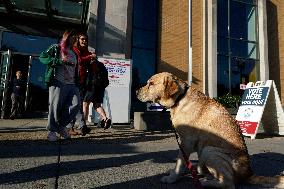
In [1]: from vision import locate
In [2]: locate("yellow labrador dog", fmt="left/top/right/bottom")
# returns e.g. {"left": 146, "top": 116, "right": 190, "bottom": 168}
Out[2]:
{"left": 136, "top": 72, "right": 284, "bottom": 189}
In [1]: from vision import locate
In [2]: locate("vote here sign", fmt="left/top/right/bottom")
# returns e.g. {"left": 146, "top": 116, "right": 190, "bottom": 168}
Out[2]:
{"left": 236, "top": 85, "right": 270, "bottom": 138}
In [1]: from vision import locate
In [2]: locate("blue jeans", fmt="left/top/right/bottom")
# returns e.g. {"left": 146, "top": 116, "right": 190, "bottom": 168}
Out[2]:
{"left": 47, "top": 79, "right": 80, "bottom": 132}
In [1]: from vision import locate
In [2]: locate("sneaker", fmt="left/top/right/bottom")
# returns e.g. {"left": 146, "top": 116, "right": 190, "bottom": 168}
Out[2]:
{"left": 59, "top": 127, "right": 71, "bottom": 139}
{"left": 104, "top": 118, "right": 112, "bottom": 130}
{"left": 80, "top": 126, "right": 92, "bottom": 136}
{"left": 47, "top": 132, "right": 58, "bottom": 142}
{"left": 99, "top": 119, "right": 105, "bottom": 128}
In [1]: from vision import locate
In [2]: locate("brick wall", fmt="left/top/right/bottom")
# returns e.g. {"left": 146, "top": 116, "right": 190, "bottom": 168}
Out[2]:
{"left": 157, "top": 0, "right": 203, "bottom": 91}
{"left": 191, "top": 0, "right": 203, "bottom": 90}
{"left": 267, "top": 0, "right": 284, "bottom": 104}
{"left": 157, "top": 0, "right": 284, "bottom": 103}
{"left": 157, "top": 0, "right": 189, "bottom": 81}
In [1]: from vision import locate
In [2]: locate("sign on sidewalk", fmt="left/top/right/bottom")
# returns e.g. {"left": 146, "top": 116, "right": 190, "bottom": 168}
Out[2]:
{"left": 236, "top": 80, "right": 284, "bottom": 139}
{"left": 146, "top": 103, "right": 169, "bottom": 111}
{"left": 89, "top": 57, "right": 132, "bottom": 123}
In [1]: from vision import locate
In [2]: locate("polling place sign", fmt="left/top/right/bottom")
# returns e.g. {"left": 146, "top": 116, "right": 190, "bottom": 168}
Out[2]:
{"left": 236, "top": 80, "right": 284, "bottom": 139}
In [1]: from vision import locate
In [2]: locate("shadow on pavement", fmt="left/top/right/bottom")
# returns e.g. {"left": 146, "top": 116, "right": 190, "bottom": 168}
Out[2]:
{"left": 91, "top": 174, "right": 195, "bottom": 189}
{"left": 0, "top": 128, "right": 175, "bottom": 158}
{"left": 250, "top": 152, "right": 284, "bottom": 176}
{"left": 0, "top": 149, "right": 178, "bottom": 185}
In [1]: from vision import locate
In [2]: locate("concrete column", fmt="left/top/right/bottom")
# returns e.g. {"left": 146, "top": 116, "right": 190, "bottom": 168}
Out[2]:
{"left": 203, "top": 0, "right": 217, "bottom": 97}
{"left": 258, "top": 0, "right": 269, "bottom": 81}
{"left": 188, "top": 0, "right": 192, "bottom": 85}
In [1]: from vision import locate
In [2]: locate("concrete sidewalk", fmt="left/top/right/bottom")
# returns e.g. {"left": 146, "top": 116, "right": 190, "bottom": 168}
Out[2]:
{"left": 0, "top": 119, "right": 284, "bottom": 189}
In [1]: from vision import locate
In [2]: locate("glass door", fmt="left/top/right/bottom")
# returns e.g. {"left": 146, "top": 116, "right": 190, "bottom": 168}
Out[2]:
{"left": 0, "top": 50, "right": 12, "bottom": 118}
{"left": 25, "top": 56, "right": 49, "bottom": 114}
{"left": 24, "top": 55, "right": 32, "bottom": 111}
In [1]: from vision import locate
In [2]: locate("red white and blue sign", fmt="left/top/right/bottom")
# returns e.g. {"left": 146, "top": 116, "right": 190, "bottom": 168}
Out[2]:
{"left": 236, "top": 83, "right": 270, "bottom": 138}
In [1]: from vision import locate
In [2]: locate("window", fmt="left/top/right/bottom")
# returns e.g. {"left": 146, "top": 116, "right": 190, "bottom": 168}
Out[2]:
{"left": 217, "top": 0, "right": 259, "bottom": 96}
{"left": 50, "top": 0, "right": 84, "bottom": 20}
{"left": 0, "top": 0, "right": 89, "bottom": 24}
{"left": 5, "top": 0, "right": 46, "bottom": 14}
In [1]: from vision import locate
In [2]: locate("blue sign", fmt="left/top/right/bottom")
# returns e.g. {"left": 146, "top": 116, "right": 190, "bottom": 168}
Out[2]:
{"left": 147, "top": 103, "right": 168, "bottom": 111}
{"left": 240, "top": 87, "right": 269, "bottom": 106}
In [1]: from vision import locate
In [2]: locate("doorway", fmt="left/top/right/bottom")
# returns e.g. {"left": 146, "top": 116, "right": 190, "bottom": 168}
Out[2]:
{"left": 0, "top": 52, "right": 49, "bottom": 118}
{"left": 0, "top": 32, "right": 58, "bottom": 119}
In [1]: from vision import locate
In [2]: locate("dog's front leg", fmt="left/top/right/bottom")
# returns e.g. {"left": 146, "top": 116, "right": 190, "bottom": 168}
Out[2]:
{"left": 161, "top": 150, "right": 188, "bottom": 183}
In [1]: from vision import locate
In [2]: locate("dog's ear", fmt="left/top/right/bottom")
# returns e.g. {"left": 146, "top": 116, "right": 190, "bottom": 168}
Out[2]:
{"left": 158, "top": 74, "right": 188, "bottom": 108}
{"left": 158, "top": 75, "right": 180, "bottom": 108}
{"left": 163, "top": 76, "right": 179, "bottom": 98}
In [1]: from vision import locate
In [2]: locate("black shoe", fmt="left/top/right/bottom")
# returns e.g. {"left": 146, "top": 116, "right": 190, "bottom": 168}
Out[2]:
{"left": 104, "top": 119, "right": 112, "bottom": 130}
{"left": 100, "top": 119, "right": 105, "bottom": 128}
{"left": 81, "top": 126, "right": 92, "bottom": 136}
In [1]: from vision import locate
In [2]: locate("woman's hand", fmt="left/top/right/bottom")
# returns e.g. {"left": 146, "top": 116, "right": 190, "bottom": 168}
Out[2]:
{"left": 90, "top": 53, "right": 96, "bottom": 61}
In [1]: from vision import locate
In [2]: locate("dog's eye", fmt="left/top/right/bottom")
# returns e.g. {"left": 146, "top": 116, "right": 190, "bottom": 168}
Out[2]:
{"left": 148, "top": 81, "right": 154, "bottom": 86}
{"left": 147, "top": 81, "right": 154, "bottom": 89}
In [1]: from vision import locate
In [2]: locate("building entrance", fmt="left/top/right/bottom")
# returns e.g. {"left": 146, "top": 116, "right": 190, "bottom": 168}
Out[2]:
{"left": 0, "top": 51, "right": 48, "bottom": 118}
{"left": 0, "top": 31, "right": 58, "bottom": 119}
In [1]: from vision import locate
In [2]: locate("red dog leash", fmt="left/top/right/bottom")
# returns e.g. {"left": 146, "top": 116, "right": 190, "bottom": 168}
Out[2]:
{"left": 161, "top": 85, "right": 203, "bottom": 188}
{"left": 173, "top": 128, "right": 203, "bottom": 189}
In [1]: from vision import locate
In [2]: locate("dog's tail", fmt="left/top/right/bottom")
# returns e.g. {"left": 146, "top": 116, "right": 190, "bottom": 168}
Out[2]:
{"left": 247, "top": 175, "right": 284, "bottom": 188}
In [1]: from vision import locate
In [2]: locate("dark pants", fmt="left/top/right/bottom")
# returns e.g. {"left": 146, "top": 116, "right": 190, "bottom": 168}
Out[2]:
{"left": 10, "top": 93, "right": 24, "bottom": 118}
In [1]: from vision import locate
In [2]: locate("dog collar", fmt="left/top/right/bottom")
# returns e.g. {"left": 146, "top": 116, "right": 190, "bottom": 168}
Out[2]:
{"left": 173, "top": 85, "right": 189, "bottom": 108}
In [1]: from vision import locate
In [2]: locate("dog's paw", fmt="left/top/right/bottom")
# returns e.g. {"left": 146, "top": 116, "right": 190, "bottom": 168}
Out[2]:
{"left": 160, "top": 170, "right": 179, "bottom": 184}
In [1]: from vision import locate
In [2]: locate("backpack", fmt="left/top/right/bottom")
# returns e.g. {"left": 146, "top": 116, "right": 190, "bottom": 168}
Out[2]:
{"left": 88, "top": 60, "right": 109, "bottom": 89}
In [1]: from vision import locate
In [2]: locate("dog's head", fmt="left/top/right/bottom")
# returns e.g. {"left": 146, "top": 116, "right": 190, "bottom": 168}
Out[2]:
{"left": 136, "top": 72, "right": 188, "bottom": 108}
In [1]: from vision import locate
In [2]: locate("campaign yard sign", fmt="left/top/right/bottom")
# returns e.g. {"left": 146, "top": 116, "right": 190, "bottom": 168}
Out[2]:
{"left": 236, "top": 80, "right": 284, "bottom": 139}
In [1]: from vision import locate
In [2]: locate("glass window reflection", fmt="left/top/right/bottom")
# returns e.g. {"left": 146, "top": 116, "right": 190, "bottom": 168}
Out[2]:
{"left": 230, "top": 2, "right": 256, "bottom": 41}
{"left": 8, "top": 0, "right": 46, "bottom": 13}
{"left": 50, "top": 0, "right": 84, "bottom": 20}
{"left": 217, "top": 55, "right": 230, "bottom": 96}
{"left": 217, "top": 37, "right": 228, "bottom": 55}
{"left": 217, "top": 0, "right": 228, "bottom": 37}
{"left": 1, "top": 32, "right": 58, "bottom": 54}
{"left": 29, "top": 57, "right": 47, "bottom": 89}
{"left": 231, "top": 40, "right": 257, "bottom": 59}
{"left": 232, "top": 0, "right": 256, "bottom": 5}
{"left": 217, "top": 0, "right": 258, "bottom": 96}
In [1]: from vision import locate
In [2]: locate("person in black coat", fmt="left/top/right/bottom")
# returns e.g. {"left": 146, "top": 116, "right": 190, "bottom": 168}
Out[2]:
{"left": 10, "top": 70, "right": 26, "bottom": 119}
